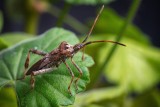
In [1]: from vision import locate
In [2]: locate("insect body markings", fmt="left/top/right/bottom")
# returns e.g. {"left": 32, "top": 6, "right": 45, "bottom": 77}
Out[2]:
{"left": 17, "top": 5, "right": 126, "bottom": 95}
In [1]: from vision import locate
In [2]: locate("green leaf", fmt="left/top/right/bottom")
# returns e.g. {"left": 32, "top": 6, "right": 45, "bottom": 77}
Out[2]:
{"left": 69, "top": 87, "right": 124, "bottom": 107}
{"left": 92, "top": 8, "right": 150, "bottom": 45}
{"left": 0, "top": 87, "right": 17, "bottom": 107}
{"left": 105, "top": 38, "right": 160, "bottom": 92}
{"left": 0, "top": 32, "right": 33, "bottom": 50}
{"left": 65, "top": 0, "right": 114, "bottom": 5}
{"left": 85, "top": 34, "right": 160, "bottom": 93}
{"left": 131, "top": 89, "right": 160, "bottom": 107}
{"left": 0, "top": 38, "right": 8, "bottom": 50}
{"left": 0, "top": 28, "right": 94, "bottom": 107}
{"left": 0, "top": 10, "right": 3, "bottom": 32}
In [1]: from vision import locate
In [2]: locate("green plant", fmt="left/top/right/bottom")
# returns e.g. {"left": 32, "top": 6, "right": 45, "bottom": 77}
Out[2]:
{"left": 0, "top": 28, "right": 94, "bottom": 107}
{"left": 0, "top": 0, "right": 160, "bottom": 107}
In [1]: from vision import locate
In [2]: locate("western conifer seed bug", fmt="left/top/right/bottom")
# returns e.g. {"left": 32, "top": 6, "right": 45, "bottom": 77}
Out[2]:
{"left": 17, "top": 5, "right": 126, "bottom": 95}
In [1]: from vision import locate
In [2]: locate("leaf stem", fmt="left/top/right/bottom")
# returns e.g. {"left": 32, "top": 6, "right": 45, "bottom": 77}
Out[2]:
{"left": 0, "top": 11, "right": 3, "bottom": 32}
{"left": 24, "top": 14, "right": 39, "bottom": 35}
{"left": 88, "top": 0, "right": 142, "bottom": 89}
{"left": 23, "top": 0, "right": 40, "bottom": 35}
{"left": 55, "top": 2, "right": 71, "bottom": 27}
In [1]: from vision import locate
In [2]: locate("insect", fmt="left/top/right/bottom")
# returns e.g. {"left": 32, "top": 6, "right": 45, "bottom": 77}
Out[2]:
{"left": 17, "top": 5, "right": 125, "bottom": 95}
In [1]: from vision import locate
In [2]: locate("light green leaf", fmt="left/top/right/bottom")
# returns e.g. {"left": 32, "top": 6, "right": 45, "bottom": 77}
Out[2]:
{"left": 0, "top": 87, "right": 17, "bottom": 107}
{"left": 65, "top": 0, "right": 114, "bottom": 5}
{"left": 69, "top": 87, "right": 124, "bottom": 107}
{"left": 0, "top": 33, "right": 33, "bottom": 50}
{"left": 85, "top": 34, "right": 160, "bottom": 93}
{"left": 105, "top": 38, "right": 160, "bottom": 92}
{"left": 0, "top": 28, "right": 94, "bottom": 107}
{"left": 0, "top": 39, "right": 8, "bottom": 50}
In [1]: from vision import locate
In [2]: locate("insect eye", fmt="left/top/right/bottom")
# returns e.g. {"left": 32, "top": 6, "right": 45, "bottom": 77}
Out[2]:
{"left": 65, "top": 47, "right": 68, "bottom": 49}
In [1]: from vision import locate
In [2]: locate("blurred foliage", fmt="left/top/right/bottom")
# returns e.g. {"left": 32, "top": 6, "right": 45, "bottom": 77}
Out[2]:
{"left": 92, "top": 8, "right": 150, "bottom": 45}
{"left": 5, "top": 0, "right": 28, "bottom": 20}
{"left": 131, "top": 89, "right": 160, "bottom": 107}
{"left": 86, "top": 7, "right": 156, "bottom": 88}
{"left": 85, "top": 35, "right": 160, "bottom": 92}
{"left": 69, "top": 87, "right": 160, "bottom": 107}
{"left": 5, "top": 0, "right": 45, "bottom": 20}
{"left": 0, "top": 0, "right": 160, "bottom": 107}
{"left": 65, "top": 0, "right": 114, "bottom": 5}
{"left": 0, "top": 87, "right": 17, "bottom": 107}
{"left": 69, "top": 87, "right": 124, "bottom": 107}
{"left": 81, "top": 5, "right": 160, "bottom": 107}
{"left": 105, "top": 37, "right": 160, "bottom": 92}
{"left": 5, "top": 0, "right": 48, "bottom": 34}
{"left": 0, "top": 33, "right": 33, "bottom": 50}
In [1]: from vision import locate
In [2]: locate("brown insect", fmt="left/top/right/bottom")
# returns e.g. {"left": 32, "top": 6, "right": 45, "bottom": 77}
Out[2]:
{"left": 17, "top": 5, "right": 125, "bottom": 95}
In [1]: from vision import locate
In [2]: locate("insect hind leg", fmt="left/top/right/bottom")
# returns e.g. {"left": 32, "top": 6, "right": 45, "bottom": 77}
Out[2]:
{"left": 29, "top": 49, "right": 47, "bottom": 56}
{"left": 30, "top": 72, "right": 35, "bottom": 89}
{"left": 17, "top": 49, "right": 47, "bottom": 80}
{"left": 81, "top": 48, "right": 85, "bottom": 61}
{"left": 23, "top": 72, "right": 35, "bottom": 95}
{"left": 63, "top": 61, "right": 74, "bottom": 95}
{"left": 71, "top": 58, "right": 83, "bottom": 91}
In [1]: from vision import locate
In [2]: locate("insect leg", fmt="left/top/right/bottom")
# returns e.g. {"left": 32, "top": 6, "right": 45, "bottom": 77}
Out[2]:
{"left": 27, "top": 68, "right": 54, "bottom": 91}
{"left": 71, "top": 58, "right": 83, "bottom": 91}
{"left": 81, "top": 48, "right": 85, "bottom": 61}
{"left": 17, "top": 49, "right": 47, "bottom": 80}
{"left": 17, "top": 51, "right": 31, "bottom": 80}
{"left": 30, "top": 72, "right": 35, "bottom": 89}
{"left": 29, "top": 49, "right": 47, "bottom": 56}
{"left": 23, "top": 72, "right": 35, "bottom": 94}
{"left": 63, "top": 61, "right": 74, "bottom": 95}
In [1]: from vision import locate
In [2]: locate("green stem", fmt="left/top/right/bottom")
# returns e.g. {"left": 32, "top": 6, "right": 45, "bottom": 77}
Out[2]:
{"left": 56, "top": 3, "right": 71, "bottom": 27}
{"left": 24, "top": 14, "right": 39, "bottom": 35}
{"left": 47, "top": 5, "right": 88, "bottom": 34}
{"left": 0, "top": 11, "right": 3, "bottom": 32}
{"left": 23, "top": 0, "right": 40, "bottom": 35}
{"left": 88, "top": 0, "right": 142, "bottom": 89}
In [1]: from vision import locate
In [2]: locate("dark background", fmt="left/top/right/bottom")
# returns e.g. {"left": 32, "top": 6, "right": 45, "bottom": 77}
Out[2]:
{"left": 0, "top": 0, "right": 159, "bottom": 47}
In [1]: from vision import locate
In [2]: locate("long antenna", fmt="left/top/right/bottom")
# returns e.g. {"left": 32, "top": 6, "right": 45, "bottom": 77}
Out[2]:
{"left": 82, "top": 5, "right": 104, "bottom": 43}
{"left": 84, "top": 40, "right": 126, "bottom": 46}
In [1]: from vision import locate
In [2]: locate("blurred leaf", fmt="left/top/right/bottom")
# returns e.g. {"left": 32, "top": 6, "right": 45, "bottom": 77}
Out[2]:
{"left": 85, "top": 34, "right": 160, "bottom": 93}
{"left": 0, "top": 28, "right": 94, "bottom": 107}
{"left": 92, "top": 8, "right": 150, "bottom": 45}
{"left": 65, "top": 0, "right": 114, "bottom": 5}
{"left": 105, "top": 37, "right": 160, "bottom": 92}
{"left": 152, "top": 89, "right": 160, "bottom": 107}
{"left": 0, "top": 10, "right": 3, "bottom": 32}
{"left": 84, "top": 104, "right": 104, "bottom": 107}
{"left": 0, "top": 39, "right": 8, "bottom": 51}
{"left": 0, "top": 33, "right": 33, "bottom": 50}
{"left": 131, "top": 89, "right": 160, "bottom": 107}
{"left": 5, "top": 0, "right": 26, "bottom": 20}
{"left": 0, "top": 87, "right": 17, "bottom": 107}
{"left": 69, "top": 87, "right": 124, "bottom": 107}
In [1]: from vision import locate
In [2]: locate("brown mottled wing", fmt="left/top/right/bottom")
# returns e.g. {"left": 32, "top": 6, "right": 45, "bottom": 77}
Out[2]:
{"left": 26, "top": 57, "right": 52, "bottom": 75}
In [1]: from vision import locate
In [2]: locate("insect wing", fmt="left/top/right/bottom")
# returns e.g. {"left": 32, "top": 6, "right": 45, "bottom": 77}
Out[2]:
{"left": 26, "top": 57, "right": 52, "bottom": 75}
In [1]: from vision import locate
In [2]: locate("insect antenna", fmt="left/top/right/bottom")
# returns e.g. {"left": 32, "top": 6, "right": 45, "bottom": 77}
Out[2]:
{"left": 81, "top": 5, "right": 104, "bottom": 60}
{"left": 83, "top": 40, "right": 126, "bottom": 46}
{"left": 82, "top": 5, "right": 104, "bottom": 43}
